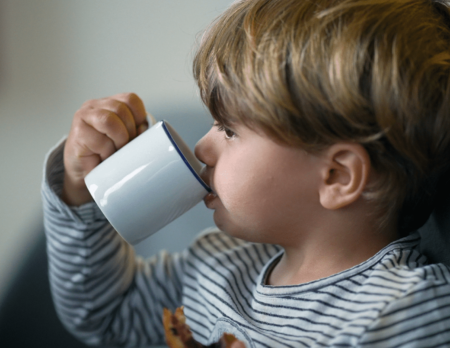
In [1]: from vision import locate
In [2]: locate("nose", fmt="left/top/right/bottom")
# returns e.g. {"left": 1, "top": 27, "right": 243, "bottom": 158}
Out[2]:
{"left": 194, "top": 127, "right": 216, "bottom": 167}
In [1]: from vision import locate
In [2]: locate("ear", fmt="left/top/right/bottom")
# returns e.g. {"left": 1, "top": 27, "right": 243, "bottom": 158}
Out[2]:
{"left": 318, "top": 143, "right": 371, "bottom": 210}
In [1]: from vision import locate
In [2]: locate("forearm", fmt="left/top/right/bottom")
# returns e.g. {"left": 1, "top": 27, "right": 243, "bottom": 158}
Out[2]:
{"left": 42, "top": 139, "right": 137, "bottom": 344}
{"left": 42, "top": 139, "right": 184, "bottom": 346}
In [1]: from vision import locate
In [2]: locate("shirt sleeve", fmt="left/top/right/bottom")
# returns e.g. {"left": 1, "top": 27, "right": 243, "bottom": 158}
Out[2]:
{"left": 42, "top": 139, "right": 187, "bottom": 347}
{"left": 358, "top": 263, "right": 450, "bottom": 348}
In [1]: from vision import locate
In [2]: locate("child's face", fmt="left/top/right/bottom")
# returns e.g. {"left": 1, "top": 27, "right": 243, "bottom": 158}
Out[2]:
{"left": 195, "top": 121, "right": 324, "bottom": 245}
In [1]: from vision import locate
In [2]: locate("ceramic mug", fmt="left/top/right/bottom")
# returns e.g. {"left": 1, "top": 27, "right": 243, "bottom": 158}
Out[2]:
{"left": 84, "top": 117, "right": 211, "bottom": 245}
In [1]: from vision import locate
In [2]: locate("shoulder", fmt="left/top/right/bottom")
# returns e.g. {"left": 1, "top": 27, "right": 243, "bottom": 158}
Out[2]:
{"left": 360, "top": 265, "right": 450, "bottom": 346}
{"left": 362, "top": 235, "right": 450, "bottom": 301}
{"left": 372, "top": 234, "right": 450, "bottom": 288}
{"left": 185, "top": 227, "right": 281, "bottom": 277}
{"left": 358, "top": 239, "right": 450, "bottom": 346}
{"left": 380, "top": 247, "right": 450, "bottom": 304}
{"left": 187, "top": 227, "right": 246, "bottom": 258}
{"left": 380, "top": 252, "right": 450, "bottom": 308}
{"left": 192, "top": 227, "right": 280, "bottom": 256}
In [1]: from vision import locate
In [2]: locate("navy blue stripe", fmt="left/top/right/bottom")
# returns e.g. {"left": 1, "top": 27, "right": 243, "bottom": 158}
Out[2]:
{"left": 185, "top": 258, "right": 340, "bottom": 336}
{"left": 202, "top": 233, "right": 255, "bottom": 296}
{"left": 437, "top": 264, "right": 450, "bottom": 285}
{"left": 428, "top": 339, "right": 450, "bottom": 348}
{"left": 381, "top": 290, "right": 450, "bottom": 317}
{"left": 193, "top": 240, "right": 387, "bottom": 319}
{"left": 44, "top": 146, "right": 450, "bottom": 348}
{"left": 252, "top": 244, "right": 269, "bottom": 269}
{"left": 188, "top": 246, "right": 254, "bottom": 315}
{"left": 363, "top": 315, "right": 450, "bottom": 346}
{"left": 134, "top": 274, "right": 165, "bottom": 336}
{"left": 366, "top": 273, "right": 422, "bottom": 285}
{"left": 213, "top": 234, "right": 256, "bottom": 289}
{"left": 368, "top": 302, "right": 450, "bottom": 333}
{"left": 316, "top": 289, "right": 389, "bottom": 305}
{"left": 183, "top": 267, "right": 305, "bottom": 347}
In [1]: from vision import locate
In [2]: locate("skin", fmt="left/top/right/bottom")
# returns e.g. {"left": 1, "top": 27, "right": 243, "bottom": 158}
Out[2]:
{"left": 62, "top": 93, "right": 148, "bottom": 206}
{"left": 63, "top": 93, "right": 398, "bottom": 288}
{"left": 195, "top": 121, "right": 399, "bottom": 286}
{"left": 60, "top": 93, "right": 399, "bottom": 347}
{"left": 61, "top": 94, "right": 249, "bottom": 347}
{"left": 196, "top": 122, "right": 325, "bottom": 245}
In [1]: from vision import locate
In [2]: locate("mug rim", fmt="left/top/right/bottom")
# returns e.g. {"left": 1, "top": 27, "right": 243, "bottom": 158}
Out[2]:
{"left": 161, "top": 120, "right": 211, "bottom": 193}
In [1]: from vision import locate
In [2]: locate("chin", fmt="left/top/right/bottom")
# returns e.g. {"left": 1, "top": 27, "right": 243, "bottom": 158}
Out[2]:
{"left": 213, "top": 214, "right": 243, "bottom": 239}
{"left": 213, "top": 207, "right": 279, "bottom": 243}
{"left": 213, "top": 215, "right": 269, "bottom": 243}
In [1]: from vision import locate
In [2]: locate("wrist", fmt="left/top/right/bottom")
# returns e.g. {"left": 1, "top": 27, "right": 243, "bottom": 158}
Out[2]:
{"left": 61, "top": 172, "right": 93, "bottom": 206}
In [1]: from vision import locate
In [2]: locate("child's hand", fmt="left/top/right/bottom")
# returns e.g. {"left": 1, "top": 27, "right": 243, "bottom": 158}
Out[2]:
{"left": 61, "top": 93, "right": 148, "bottom": 206}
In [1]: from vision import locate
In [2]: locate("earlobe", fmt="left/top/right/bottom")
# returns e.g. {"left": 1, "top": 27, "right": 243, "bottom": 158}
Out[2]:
{"left": 319, "top": 143, "right": 370, "bottom": 210}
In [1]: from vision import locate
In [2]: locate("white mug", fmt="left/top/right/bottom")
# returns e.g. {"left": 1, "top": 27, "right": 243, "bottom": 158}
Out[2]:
{"left": 84, "top": 118, "right": 210, "bottom": 245}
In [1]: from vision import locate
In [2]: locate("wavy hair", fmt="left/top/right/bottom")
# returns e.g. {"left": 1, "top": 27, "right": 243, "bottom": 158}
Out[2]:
{"left": 193, "top": 0, "right": 450, "bottom": 233}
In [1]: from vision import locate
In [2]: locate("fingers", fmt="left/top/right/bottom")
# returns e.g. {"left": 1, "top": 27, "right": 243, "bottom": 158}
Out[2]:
{"left": 73, "top": 119, "right": 117, "bottom": 161}
{"left": 111, "top": 92, "right": 148, "bottom": 128}
{"left": 137, "top": 122, "right": 149, "bottom": 136}
{"left": 80, "top": 108, "right": 130, "bottom": 151}
{"left": 79, "top": 92, "right": 148, "bottom": 150}
{"left": 64, "top": 118, "right": 117, "bottom": 179}
{"left": 63, "top": 93, "right": 149, "bottom": 206}
{"left": 100, "top": 98, "right": 138, "bottom": 140}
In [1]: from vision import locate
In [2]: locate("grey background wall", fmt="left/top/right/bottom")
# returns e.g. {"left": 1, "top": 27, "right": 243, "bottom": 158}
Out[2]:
{"left": 0, "top": 0, "right": 232, "bottom": 303}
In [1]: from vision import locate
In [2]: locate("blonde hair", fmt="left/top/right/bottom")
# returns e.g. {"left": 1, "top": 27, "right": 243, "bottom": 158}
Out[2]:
{"left": 193, "top": 0, "right": 450, "bottom": 233}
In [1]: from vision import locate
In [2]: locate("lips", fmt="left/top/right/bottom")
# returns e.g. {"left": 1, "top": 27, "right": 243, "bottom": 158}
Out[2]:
{"left": 203, "top": 187, "right": 218, "bottom": 209}
{"left": 200, "top": 167, "right": 217, "bottom": 208}
{"left": 203, "top": 192, "right": 216, "bottom": 207}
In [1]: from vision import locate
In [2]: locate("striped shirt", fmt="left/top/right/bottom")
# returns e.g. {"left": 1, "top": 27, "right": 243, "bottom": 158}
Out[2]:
{"left": 42, "top": 140, "right": 450, "bottom": 347}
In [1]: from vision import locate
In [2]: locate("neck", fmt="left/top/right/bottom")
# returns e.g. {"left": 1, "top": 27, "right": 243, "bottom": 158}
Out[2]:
{"left": 267, "top": 206, "right": 398, "bottom": 286}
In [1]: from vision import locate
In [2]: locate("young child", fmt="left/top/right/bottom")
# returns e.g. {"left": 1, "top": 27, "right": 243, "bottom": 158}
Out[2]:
{"left": 43, "top": 0, "right": 450, "bottom": 347}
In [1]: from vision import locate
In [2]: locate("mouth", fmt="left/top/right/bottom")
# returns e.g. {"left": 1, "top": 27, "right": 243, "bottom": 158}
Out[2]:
{"left": 203, "top": 190, "right": 218, "bottom": 209}
{"left": 199, "top": 166, "right": 217, "bottom": 207}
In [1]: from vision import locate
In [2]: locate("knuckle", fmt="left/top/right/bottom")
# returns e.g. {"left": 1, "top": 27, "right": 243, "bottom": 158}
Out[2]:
{"left": 73, "top": 109, "right": 83, "bottom": 122}
{"left": 71, "top": 124, "right": 84, "bottom": 138}
{"left": 114, "top": 101, "right": 129, "bottom": 116}
{"left": 81, "top": 99, "right": 96, "bottom": 108}
{"left": 127, "top": 92, "right": 139, "bottom": 103}
{"left": 76, "top": 103, "right": 97, "bottom": 121}
{"left": 72, "top": 111, "right": 86, "bottom": 127}
{"left": 123, "top": 92, "right": 140, "bottom": 107}
{"left": 116, "top": 135, "right": 129, "bottom": 150}
{"left": 98, "top": 111, "right": 115, "bottom": 128}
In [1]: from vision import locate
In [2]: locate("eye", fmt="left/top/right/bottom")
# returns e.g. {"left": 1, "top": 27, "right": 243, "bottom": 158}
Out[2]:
{"left": 214, "top": 122, "right": 236, "bottom": 139}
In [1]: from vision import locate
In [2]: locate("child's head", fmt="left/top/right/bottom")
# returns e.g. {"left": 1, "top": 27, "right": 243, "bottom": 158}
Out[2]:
{"left": 194, "top": 0, "right": 450, "bottom": 233}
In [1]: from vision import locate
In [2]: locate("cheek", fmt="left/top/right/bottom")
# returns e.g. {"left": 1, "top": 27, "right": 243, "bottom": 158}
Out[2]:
{"left": 214, "top": 158, "right": 275, "bottom": 216}
{"left": 214, "top": 161, "right": 249, "bottom": 207}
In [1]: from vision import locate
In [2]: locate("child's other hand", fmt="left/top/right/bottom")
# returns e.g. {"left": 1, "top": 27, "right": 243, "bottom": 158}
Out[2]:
{"left": 61, "top": 93, "right": 148, "bottom": 206}
{"left": 230, "top": 341, "right": 246, "bottom": 348}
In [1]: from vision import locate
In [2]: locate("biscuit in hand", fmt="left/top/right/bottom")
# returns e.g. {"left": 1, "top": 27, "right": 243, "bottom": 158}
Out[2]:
{"left": 163, "top": 307, "right": 244, "bottom": 348}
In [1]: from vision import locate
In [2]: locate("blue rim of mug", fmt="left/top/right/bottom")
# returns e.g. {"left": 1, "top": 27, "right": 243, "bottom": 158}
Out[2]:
{"left": 161, "top": 121, "right": 212, "bottom": 193}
